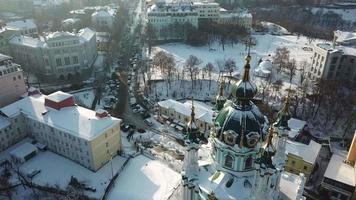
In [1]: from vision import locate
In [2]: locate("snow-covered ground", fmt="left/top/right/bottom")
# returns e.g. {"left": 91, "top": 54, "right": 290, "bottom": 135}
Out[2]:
{"left": 20, "top": 151, "right": 127, "bottom": 199}
{"left": 107, "top": 155, "right": 181, "bottom": 200}
{"left": 153, "top": 34, "right": 321, "bottom": 74}
{"left": 0, "top": 138, "right": 127, "bottom": 199}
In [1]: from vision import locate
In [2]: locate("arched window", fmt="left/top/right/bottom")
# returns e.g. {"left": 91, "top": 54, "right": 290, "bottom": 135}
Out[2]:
{"left": 224, "top": 154, "right": 234, "bottom": 169}
{"left": 245, "top": 156, "right": 253, "bottom": 170}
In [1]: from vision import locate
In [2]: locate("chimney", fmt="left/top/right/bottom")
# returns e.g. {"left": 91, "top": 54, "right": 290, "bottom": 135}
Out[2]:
{"left": 96, "top": 109, "right": 109, "bottom": 118}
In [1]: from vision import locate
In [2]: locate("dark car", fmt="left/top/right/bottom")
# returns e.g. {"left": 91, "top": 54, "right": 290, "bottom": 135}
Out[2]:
{"left": 141, "top": 112, "right": 150, "bottom": 119}
{"left": 121, "top": 124, "right": 130, "bottom": 132}
{"left": 137, "top": 128, "right": 146, "bottom": 133}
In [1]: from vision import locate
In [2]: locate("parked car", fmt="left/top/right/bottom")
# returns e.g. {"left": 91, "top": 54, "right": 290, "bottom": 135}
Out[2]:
{"left": 137, "top": 128, "right": 146, "bottom": 133}
{"left": 121, "top": 124, "right": 130, "bottom": 132}
{"left": 144, "top": 119, "right": 153, "bottom": 126}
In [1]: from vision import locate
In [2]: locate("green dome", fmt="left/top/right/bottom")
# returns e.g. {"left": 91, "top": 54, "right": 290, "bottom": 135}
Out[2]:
{"left": 214, "top": 101, "right": 268, "bottom": 148}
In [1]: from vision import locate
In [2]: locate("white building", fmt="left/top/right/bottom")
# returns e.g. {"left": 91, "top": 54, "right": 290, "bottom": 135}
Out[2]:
{"left": 0, "top": 91, "right": 122, "bottom": 171}
{"left": 0, "top": 54, "right": 27, "bottom": 108}
{"left": 91, "top": 9, "right": 116, "bottom": 30}
{"left": 147, "top": 2, "right": 199, "bottom": 40}
{"left": 9, "top": 28, "right": 97, "bottom": 81}
{"left": 219, "top": 9, "right": 253, "bottom": 30}
{"left": 309, "top": 31, "right": 356, "bottom": 82}
{"left": 157, "top": 99, "right": 213, "bottom": 137}
{"left": 147, "top": 1, "right": 253, "bottom": 40}
{"left": 5, "top": 19, "right": 38, "bottom": 38}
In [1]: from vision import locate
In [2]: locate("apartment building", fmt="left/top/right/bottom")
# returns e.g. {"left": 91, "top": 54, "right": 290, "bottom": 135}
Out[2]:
{"left": 0, "top": 54, "right": 27, "bottom": 108}
{"left": 0, "top": 91, "right": 122, "bottom": 171}
{"left": 9, "top": 28, "right": 97, "bottom": 81}
{"left": 192, "top": 2, "right": 220, "bottom": 21}
{"left": 309, "top": 31, "right": 356, "bottom": 82}
{"left": 5, "top": 19, "right": 38, "bottom": 38}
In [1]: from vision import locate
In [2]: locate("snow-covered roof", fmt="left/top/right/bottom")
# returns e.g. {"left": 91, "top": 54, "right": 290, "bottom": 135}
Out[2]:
{"left": 91, "top": 9, "right": 115, "bottom": 18}
{"left": 0, "top": 93, "right": 121, "bottom": 140}
{"left": 158, "top": 99, "right": 213, "bottom": 124}
{"left": 9, "top": 35, "right": 44, "bottom": 48}
{"left": 334, "top": 30, "right": 356, "bottom": 44}
{"left": 0, "top": 116, "right": 11, "bottom": 129}
{"left": 0, "top": 53, "right": 12, "bottom": 62}
{"left": 6, "top": 19, "right": 37, "bottom": 30}
{"left": 288, "top": 118, "right": 306, "bottom": 139}
{"left": 106, "top": 155, "right": 181, "bottom": 200}
{"left": 279, "top": 171, "right": 304, "bottom": 200}
{"left": 316, "top": 42, "right": 356, "bottom": 56}
{"left": 78, "top": 27, "right": 96, "bottom": 42}
{"left": 62, "top": 18, "right": 80, "bottom": 24}
{"left": 9, "top": 142, "right": 37, "bottom": 159}
{"left": 286, "top": 140, "right": 321, "bottom": 164}
{"left": 324, "top": 150, "right": 355, "bottom": 186}
{"left": 46, "top": 91, "right": 73, "bottom": 103}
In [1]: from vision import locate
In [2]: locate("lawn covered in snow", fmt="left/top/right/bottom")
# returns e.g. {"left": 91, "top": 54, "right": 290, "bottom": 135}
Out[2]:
{"left": 153, "top": 34, "right": 321, "bottom": 74}
{"left": 107, "top": 155, "right": 181, "bottom": 200}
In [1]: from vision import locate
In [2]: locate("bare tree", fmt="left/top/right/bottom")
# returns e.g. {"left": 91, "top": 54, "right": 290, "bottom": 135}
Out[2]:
{"left": 224, "top": 58, "right": 237, "bottom": 81}
{"left": 215, "top": 59, "right": 225, "bottom": 79}
{"left": 273, "top": 47, "right": 290, "bottom": 74}
{"left": 286, "top": 58, "right": 297, "bottom": 84}
{"left": 184, "top": 55, "right": 202, "bottom": 91}
{"left": 204, "top": 62, "right": 214, "bottom": 90}
{"left": 298, "top": 60, "right": 309, "bottom": 85}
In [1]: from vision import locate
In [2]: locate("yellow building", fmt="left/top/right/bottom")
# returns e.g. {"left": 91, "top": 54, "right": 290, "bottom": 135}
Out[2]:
{"left": 285, "top": 140, "right": 321, "bottom": 180}
{"left": 0, "top": 91, "right": 122, "bottom": 171}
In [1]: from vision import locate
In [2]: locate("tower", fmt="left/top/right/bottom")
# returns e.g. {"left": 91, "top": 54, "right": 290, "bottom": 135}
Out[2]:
{"left": 215, "top": 80, "right": 226, "bottom": 111}
{"left": 273, "top": 95, "right": 291, "bottom": 167}
{"left": 253, "top": 126, "right": 278, "bottom": 200}
{"left": 182, "top": 100, "right": 200, "bottom": 200}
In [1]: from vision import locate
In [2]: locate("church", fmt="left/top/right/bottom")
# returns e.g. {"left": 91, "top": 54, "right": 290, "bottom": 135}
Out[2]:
{"left": 181, "top": 53, "right": 306, "bottom": 200}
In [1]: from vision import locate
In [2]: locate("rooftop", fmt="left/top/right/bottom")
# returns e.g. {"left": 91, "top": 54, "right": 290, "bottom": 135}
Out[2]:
{"left": 334, "top": 30, "right": 356, "bottom": 45}
{"left": 286, "top": 140, "right": 321, "bottom": 164}
{"left": 0, "top": 93, "right": 121, "bottom": 141}
{"left": 0, "top": 116, "right": 11, "bottom": 129}
{"left": 6, "top": 19, "right": 37, "bottom": 30}
{"left": 324, "top": 150, "right": 355, "bottom": 186}
{"left": 316, "top": 42, "right": 356, "bottom": 56}
{"left": 46, "top": 91, "right": 73, "bottom": 103}
{"left": 158, "top": 99, "right": 213, "bottom": 124}
{"left": 9, "top": 142, "right": 37, "bottom": 159}
{"left": 0, "top": 53, "right": 12, "bottom": 62}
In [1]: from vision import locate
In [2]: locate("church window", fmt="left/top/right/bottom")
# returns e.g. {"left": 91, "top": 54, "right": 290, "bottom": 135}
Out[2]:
{"left": 245, "top": 156, "right": 253, "bottom": 170}
{"left": 224, "top": 154, "right": 234, "bottom": 169}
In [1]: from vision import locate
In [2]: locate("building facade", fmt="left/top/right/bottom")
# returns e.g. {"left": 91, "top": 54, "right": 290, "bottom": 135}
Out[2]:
{"left": 157, "top": 99, "right": 213, "bottom": 137}
{"left": 147, "top": 0, "right": 252, "bottom": 40}
{"left": 9, "top": 28, "right": 97, "bottom": 81}
{"left": 0, "top": 54, "right": 27, "bottom": 108}
{"left": 285, "top": 140, "right": 321, "bottom": 181}
{"left": 0, "top": 91, "right": 122, "bottom": 171}
{"left": 309, "top": 31, "right": 356, "bottom": 82}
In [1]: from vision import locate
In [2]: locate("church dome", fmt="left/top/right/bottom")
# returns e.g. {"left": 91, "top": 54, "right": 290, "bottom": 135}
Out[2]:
{"left": 231, "top": 55, "right": 257, "bottom": 100}
{"left": 214, "top": 54, "right": 268, "bottom": 148}
{"left": 215, "top": 102, "right": 267, "bottom": 148}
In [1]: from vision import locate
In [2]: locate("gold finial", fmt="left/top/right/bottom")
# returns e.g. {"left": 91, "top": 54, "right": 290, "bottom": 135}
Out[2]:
{"left": 267, "top": 126, "right": 274, "bottom": 143}
{"left": 242, "top": 38, "right": 252, "bottom": 81}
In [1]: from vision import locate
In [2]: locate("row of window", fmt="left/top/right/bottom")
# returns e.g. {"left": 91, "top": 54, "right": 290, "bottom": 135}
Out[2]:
{"left": 0, "top": 66, "right": 20, "bottom": 76}
{"left": 55, "top": 56, "right": 79, "bottom": 67}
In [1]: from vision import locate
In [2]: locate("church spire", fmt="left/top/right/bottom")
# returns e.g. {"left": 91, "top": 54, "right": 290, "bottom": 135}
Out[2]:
{"left": 274, "top": 93, "right": 292, "bottom": 130}
{"left": 231, "top": 38, "right": 257, "bottom": 102}
{"left": 186, "top": 98, "right": 199, "bottom": 143}
{"left": 215, "top": 80, "right": 226, "bottom": 111}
